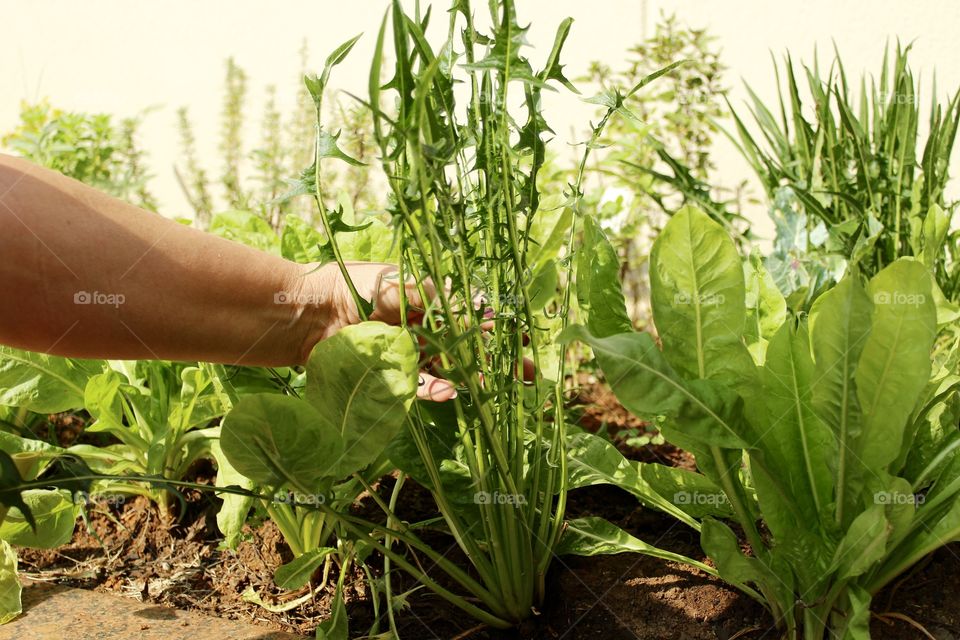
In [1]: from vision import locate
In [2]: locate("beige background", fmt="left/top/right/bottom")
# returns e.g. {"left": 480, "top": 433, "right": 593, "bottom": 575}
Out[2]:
{"left": 3, "top": 0, "right": 959, "bottom": 240}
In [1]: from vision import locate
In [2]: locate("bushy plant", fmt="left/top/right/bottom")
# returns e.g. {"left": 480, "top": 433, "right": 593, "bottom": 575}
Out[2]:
{"left": 568, "top": 205, "right": 960, "bottom": 639}
{"left": 2, "top": 100, "right": 156, "bottom": 209}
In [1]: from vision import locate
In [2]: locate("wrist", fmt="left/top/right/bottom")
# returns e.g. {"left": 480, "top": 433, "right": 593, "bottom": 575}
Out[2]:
{"left": 282, "top": 261, "right": 337, "bottom": 365}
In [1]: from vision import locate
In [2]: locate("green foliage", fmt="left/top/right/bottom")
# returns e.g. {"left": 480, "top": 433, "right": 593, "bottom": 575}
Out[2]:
{"left": 2, "top": 99, "right": 157, "bottom": 209}
{"left": 0, "top": 347, "right": 100, "bottom": 414}
{"left": 731, "top": 44, "right": 960, "bottom": 305}
{"left": 566, "top": 205, "right": 960, "bottom": 639}
{"left": 0, "top": 347, "right": 239, "bottom": 508}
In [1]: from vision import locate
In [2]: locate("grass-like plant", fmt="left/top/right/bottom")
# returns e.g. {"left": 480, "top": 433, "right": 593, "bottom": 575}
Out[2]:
{"left": 729, "top": 44, "right": 960, "bottom": 305}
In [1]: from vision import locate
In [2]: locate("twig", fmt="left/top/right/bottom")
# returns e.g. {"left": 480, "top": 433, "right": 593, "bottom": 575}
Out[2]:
{"left": 874, "top": 611, "right": 937, "bottom": 640}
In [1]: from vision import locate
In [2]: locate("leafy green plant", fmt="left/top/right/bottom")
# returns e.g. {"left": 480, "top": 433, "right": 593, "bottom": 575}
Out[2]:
{"left": 2, "top": 100, "right": 157, "bottom": 209}
{"left": 0, "top": 435, "right": 94, "bottom": 624}
{"left": 0, "top": 350, "right": 234, "bottom": 509}
{"left": 567, "top": 205, "right": 960, "bottom": 639}
{"left": 729, "top": 44, "right": 960, "bottom": 307}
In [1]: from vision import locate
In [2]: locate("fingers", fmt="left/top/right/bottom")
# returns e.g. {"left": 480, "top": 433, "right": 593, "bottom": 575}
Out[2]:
{"left": 417, "top": 371, "right": 458, "bottom": 402}
{"left": 359, "top": 263, "right": 437, "bottom": 325}
{"left": 520, "top": 357, "right": 535, "bottom": 382}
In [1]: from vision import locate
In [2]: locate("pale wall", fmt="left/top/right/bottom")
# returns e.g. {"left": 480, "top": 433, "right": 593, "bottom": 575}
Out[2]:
{"left": 2, "top": 0, "right": 959, "bottom": 241}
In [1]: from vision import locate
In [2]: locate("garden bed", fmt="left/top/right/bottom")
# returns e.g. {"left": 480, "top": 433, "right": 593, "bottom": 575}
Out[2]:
{"left": 17, "top": 385, "right": 960, "bottom": 639}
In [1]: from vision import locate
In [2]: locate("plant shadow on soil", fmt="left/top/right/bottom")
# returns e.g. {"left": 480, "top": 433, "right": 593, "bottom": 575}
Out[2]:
{"left": 18, "top": 385, "right": 960, "bottom": 639}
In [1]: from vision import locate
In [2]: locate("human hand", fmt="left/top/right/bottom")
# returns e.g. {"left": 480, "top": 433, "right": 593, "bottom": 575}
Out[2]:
{"left": 304, "top": 262, "right": 457, "bottom": 402}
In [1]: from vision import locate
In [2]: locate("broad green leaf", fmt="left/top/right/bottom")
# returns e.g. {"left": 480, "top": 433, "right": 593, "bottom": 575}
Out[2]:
{"left": 0, "top": 347, "right": 100, "bottom": 413}
{"left": 557, "top": 516, "right": 714, "bottom": 572}
{"left": 743, "top": 253, "right": 787, "bottom": 363}
{"left": 700, "top": 518, "right": 770, "bottom": 589}
{"left": 84, "top": 372, "right": 127, "bottom": 434}
{"left": 829, "top": 505, "right": 889, "bottom": 580}
{"left": 701, "top": 517, "right": 792, "bottom": 609}
{"left": 855, "top": 260, "right": 936, "bottom": 471}
{"left": 274, "top": 547, "right": 334, "bottom": 590}
{"left": 386, "top": 403, "right": 470, "bottom": 496}
{"left": 754, "top": 321, "right": 833, "bottom": 524}
{"left": 921, "top": 204, "right": 949, "bottom": 269}
{"left": 0, "top": 490, "right": 77, "bottom": 548}
{"left": 565, "top": 431, "right": 638, "bottom": 491}
{"left": 649, "top": 206, "right": 753, "bottom": 387}
{"left": 576, "top": 216, "right": 631, "bottom": 338}
{"left": 209, "top": 210, "right": 280, "bottom": 254}
{"left": 210, "top": 437, "right": 254, "bottom": 549}
{"left": 837, "top": 585, "right": 872, "bottom": 640}
{"left": 881, "top": 475, "right": 917, "bottom": 547}
{"left": 809, "top": 274, "right": 872, "bottom": 527}
{"left": 0, "top": 541, "right": 20, "bottom": 624}
{"left": 0, "top": 433, "right": 63, "bottom": 480}
{"left": 335, "top": 219, "right": 399, "bottom": 263}
{"left": 526, "top": 259, "right": 558, "bottom": 312}
{"left": 306, "top": 322, "right": 418, "bottom": 477}
{"left": 640, "top": 462, "right": 734, "bottom": 519}
{"left": 281, "top": 214, "right": 325, "bottom": 263}
{"left": 560, "top": 326, "right": 749, "bottom": 449}
{"left": 565, "top": 431, "right": 697, "bottom": 527}
{"left": 528, "top": 205, "right": 572, "bottom": 272}
{"left": 171, "top": 367, "right": 222, "bottom": 432}
{"left": 220, "top": 394, "right": 343, "bottom": 493}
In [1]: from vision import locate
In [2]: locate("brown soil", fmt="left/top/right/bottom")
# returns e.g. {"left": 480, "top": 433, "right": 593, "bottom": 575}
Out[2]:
{"left": 571, "top": 377, "right": 696, "bottom": 470}
{"left": 17, "top": 384, "right": 960, "bottom": 639}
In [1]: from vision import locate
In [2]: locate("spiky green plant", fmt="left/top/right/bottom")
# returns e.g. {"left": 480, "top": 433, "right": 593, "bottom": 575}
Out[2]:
{"left": 730, "top": 43, "right": 960, "bottom": 305}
